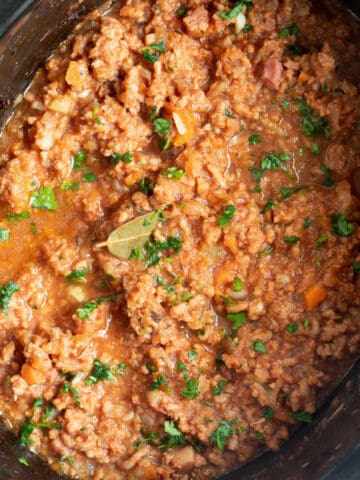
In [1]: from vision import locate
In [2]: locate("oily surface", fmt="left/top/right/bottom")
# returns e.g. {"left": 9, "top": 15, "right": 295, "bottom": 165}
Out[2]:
{"left": 0, "top": 0, "right": 359, "bottom": 479}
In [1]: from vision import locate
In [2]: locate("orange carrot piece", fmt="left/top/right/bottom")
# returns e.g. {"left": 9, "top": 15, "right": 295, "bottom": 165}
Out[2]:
{"left": 304, "top": 284, "right": 327, "bottom": 310}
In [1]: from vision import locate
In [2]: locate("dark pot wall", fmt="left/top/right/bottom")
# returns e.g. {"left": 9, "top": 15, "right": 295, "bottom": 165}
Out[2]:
{"left": 0, "top": 1, "right": 359, "bottom": 480}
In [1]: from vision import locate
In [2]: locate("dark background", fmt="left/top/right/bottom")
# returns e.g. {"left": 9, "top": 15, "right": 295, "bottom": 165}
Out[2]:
{"left": 0, "top": 1, "right": 359, "bottom": 479}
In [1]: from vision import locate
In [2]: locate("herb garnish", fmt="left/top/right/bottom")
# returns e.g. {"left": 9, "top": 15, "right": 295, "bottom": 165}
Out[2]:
{"left": 145, "top": 236, "right": 182, "bottom": 267}
{"left": 0, "top": 281, "right": 19, "bottom": 314}
{"left": 353, "top": 262, "right": 360, "bottom": 275}
{"left": 210, "top": 420, "right": 236, "bottom": 451}
{"left": 143, "top": 40, "right": 166, "bottom": 64}
{"left": 262, "top": 407, "right": 275, "bottom": 420}
{"left": 73, "top": 151, "right": 86, "bottom": 169}
{"left": 261, "top": 199, "right": 275, "bottom": 214}
{"left": 76, "top": 301, "right": 97, "bottom": 320}
{"left": 249, "top": 134, "right": 262, "bottom": 144}
{"left": 0, "top": 228, "right": 10, "bottom": 242}
{"left": 279, "top": 23, "right": 301, "bottom": 37}
{"left": 31, "top": 187, "right": 58, "bottom": 211}
{"left": 278, "top": 186, "right": 306, "bottom": 201}
{"left": 213, "top": 380, "right": 228, "bottom": 396}
{"left": 150, "top": 374, "right": 168, "bottom": 391}
{"left": 249, "top": 151, "right": 294, "bottom": 182}
{"left": 226, "top": 312, "right": 247, "bottom": 332}
{"left": 6, "top": 211, "right": 30, "bottom": 223}
{"left": 297, "top": 98, "right": 329, "bottom": 137}
{"left": 20, "top": 418, "right": 61, "bottom": 446}
{"left": 217, "top": 205, "right": 236, "bottom": 228}
{"left": 65, "top": 268, "right": 89, "bottom": 283}
{"left": 61, "top": 382, "right": 81, "bottom": 407}
{"left": 331, "top": 214, "right": 355, "bottom": 237}
{"left": 303, "top": 217, "right": 311, "bottom": 229}
{"left": 252, "top": 340, "right": 267, "bottom": 353}
{"left": 290, "top": 411, "right": 312, "bottom": 423}
{"left": 85, "top": 359, "right": 114, "bottom": 386}
{"left": 83, "top": 172, "right": 96, "bottom": 183}
{"left": 113, "top": 151, "right": 132, "bottom": 165}
{"left": 232, "top": 277, "right": 243, "bottom": 292}
{"left": 320, "top": 163, "right": 335, "bottom": 187}
{"left": 161, "top": 166, "right": 185, "bottom": 180}
{"left": 284, "top": 236, "right": 300, "bottom": 244}
{"left": 224, "top": 108, "right": 237, "bottom": 118}
{"left": 286, "top": 323, "right": 299, "bottom": 334}
{"left": 60, "top": 180, "right": 80, "bottom": 191}
{"left": 217, "top": 1, "right": 252, "bottom": 20}
{"left": 140, "top": 178, "right": 155, "bottom": 196}
{"left": 181, "top": 378, "right": 200, "bottom": 399}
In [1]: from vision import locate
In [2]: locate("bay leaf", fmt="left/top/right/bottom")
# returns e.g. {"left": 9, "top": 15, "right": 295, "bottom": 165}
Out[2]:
{"left": 96, "top": 211, "right": 161, "bottom": 259}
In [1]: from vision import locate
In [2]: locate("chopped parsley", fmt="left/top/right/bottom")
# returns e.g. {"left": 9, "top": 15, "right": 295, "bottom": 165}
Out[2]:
{"left": 353, "top": 262, "right": 360, "bottom": 275}
{"left": 188, "top": 350, "right": 198, "bottom": 362}
{"left": 146, "top": 361, "right": 157, "bottom": 373}
{"left": 113, "top": 362, "right": 126, "bottom": 376}
{"left": 249, "top": 134, "right": 262, "bottom": 144}
{"left": 33, "top": 397, "right": 45, "bottom": 408}
{"left": 320, "top": 163, "right": 335, "bottom": 187}
{"left": 258, "top": 246, "right": 273, "bottom": 257}
{"left": 150, "top": 374, "right": 168, "bottom": 391}
{"left": 290, "top": 411, "right": 312, "bottom": 423}
{"left": 161, "top": 166, "right": 185, "bottom": 180}
{"left": 282, "top": 99, "right": 291, "bottom": 110}
{"left": 261, "top": 199, "right": 275, "bottom": 214}
{"left": 143, "top": 40, "right": 166, "bottom": 64}
{"left": 148, "top": 106, "right": 158, "bottom": 120}
{"left": 279, "top": 23, "right": 301, "bottom": 37}
{"left": 18, "top": 457, "right": 29, "bottom": 467}
{"left": 163, "top": 420, "right": 188, "bottom": 448}
{"left": 65, "top": 268, "right": 89, "bottom": 282}
{"left": 303, "top": 217, "right": 311, "bottom": 229}
{"left": 217, "top": 0, "right": 252, "bottom": 20}
{"left": 217, "top": 205, "right": 236, "bottom": 228}
{"left": 286, "top": 323, "right": 299, "bottom": 334}
{"left": 213, "top": 380, "right": 228, "bottom": 396}
{"left": 153, "top": 117, "right": 171, "bottom": 136}
{"left": 232, "top": 277, "right": 243, "bottom": 292}
{"left": 0, "top": 281, "right": 19, "bottom": 314}
{"left": 0, "top": 228, "right": 10, "bottom": 242}
{"left": 262, "top": 407, "right": 275, "bottom": 420}
{"left": 226, "top": 311, "right": 247, "bottom": 332}
{"left": 284, "top": 236, "right": 300, "bottom": 244}
{"left": 224, "top": 108, "right": 237, "bottom": 118}
{"left": 140, "top": 178, "right": 155, "bottom": 196}
{"left": 85, "top": 359, "right": 114, "bottom": 386}
{"left": 316, "top": 234, "right": 327, "bottom": 248}
{"left": 145, "top": 236, "right": 182, "bottom": 267}
{"left": 297, "top": 98, "right": 329, "bottom": 137}
{"left": 181, "top": 378, "right": 200, "bottom": 399}
{"left": 331, "top": 214, "right": 355, "bottom": 237}
{"left": 243, "top": 24, "right": 254, "bottom": 32}
{"left": 20, "top": 419, "right": 61, "bottom": 446}
{"left": 60, "top": 180, "right": 80, "bottom": 191}
{"left": 31, "top": 187, "right": 58, "bottom": 211}
{"left": 252, "top": 340, "right": 267, "bottom": 353}
{"left": 249, "top": 151, "right": 294, "bottom": 182}
{"left": 210, "top": 420, "right": 236, "bottom": 451}
{"left": 92, "top": 103, "right": 102, "bottom": 125}
{"left": 83, "top": 172, "right": 96, "bottom": 183}
{"left": 73, "top": 151, "right": 86, "bottom": 169}
{"left": 6, "top": 211, "right": 30, "bottom": 223}
{"left": 61, "top": 382, "right": 80, "bottom": 407}
{"left": 76, "top": 301, "right": 98, "bottom": 320}
{"left": 311, "top": 142, "right": 320, "bottom": 155}
{"left": 177, "top": 7, "right": 188, "bottom": 17}
{"left": 278, "top": 186, "right": 306, "bottom": 201}
{"left": 113, "top": 151, "right": 132, "bottom": 165}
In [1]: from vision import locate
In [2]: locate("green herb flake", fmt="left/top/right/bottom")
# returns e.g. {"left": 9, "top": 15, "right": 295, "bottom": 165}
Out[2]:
{"left": 210, "top": 420, "right": 235, "bottom": 451}
{"left": 282, "top": 99, "right": 291, "bottom": 110}
{"left": 217, "top": 205, "right": 236, "bottom": 228}
{"left": 331, "top": 214, "right": 355, "bottom": 237}
{"left": 353, "top": 262, "right": 360, "bottom": 275}
{"left": 284, "top": 235, "right": 300, "bottom": 244}
{"left": 61, "top": 382, "right": 81, "bottom": 407}
{"left": 0, "top": 228, "right": 10, "bottom": 242}
{"left": 213, "top": 380, "right": 228, "bottom": 396}
{"left": 93, "top": 103, "right": 102, "bottom": 125}
{"left": 31, "top": 187, "right": 58, "bottom": 211}
{"left": 161, "top": 166, "right": 185, "bottom": 180}
{"left": 188, "top": 350, "right": 198, "bottom": 362}
{"left": 73, "top": 151, "right": 86, "bottom": 169}
{"left": 297, "top": 98, "right": 328, "bottom": 137}
{"left": 113, "top": 151, "right": 132, "bottom": 165}
{"left": 113, "top": 362, "right": 126, "bottom": 376}
{"left": 303, "top": 217, "right": 311, "bottom": 229}
{"left": 18, "top": 457, "right": 29, "bottom": 467}
{"left": 261, "top": 198, "right": 275, "bottom": 214}
{"left": 76, "top": 301, "right": 97, "bottom": 320}
{"left": 286, "top": 323, "right": 299, "bottom": 334}
{"left": 182, "top": 292, "right": 192, "bottom": 302}
{"left": 219, "top": 295, "right": 236, "bottom": 306}
{"left": 181, "top": 378, "right": 200, "bottom": 399}
{"left": 224, "top": 108, "right": 237, "bottom": 118}
{"left": 279, "top": 23, "right": 302, "bottom": 37}
{"left": 232, "top": 277, "right": 243, "bottom": 292}
{"left": 316, "top": 234, "right": 327, "bottom": 248}
{"left": 145, "top": 236, "right": 182, "bottom": 268}
{"left": 252, "top": 340, "right": 267, "bottom": 353}
{"left": 146, "top": 361, "right": 157, "bottom": 373}
{"left": 60, "top": 180, "right": 80, "bottom": 191}
{"left": 249, "top": 151, "right": 294, "bottom": 182}
{"left": 177, "top": 7, "right": 188, "bottom": 17}
{"left": 243, "top": 24, "right": 254, "bottom": 32}
{"left": 320, "top": 163, "right": 335, "bottom": 187}
{"left": 143, "top": 40, "right": 166, "bottom": 64}
{"left": 290, "top": 411, "right": 312, "bottom": 423}
{"left": 6, "top": 211, "right": 30, "bottom": 223}
{"left": 311, "top": 143, "right": 320, "bottom": 155}
{"left": 258, "top": 246, "right": 273, "bottom": 257}
{"left": 153, "top": 117, "right": 171, "bottom": 136}
{"left": 150, "top": 374, "right": 168, "bottom": 391}
{"left": 262, "top": 407, "right": 275, "bottom": 420}
{"left": 163, "top": 420, "right": 188, "bottom": 448}
{"left": 226, "top": 311, "right": 247, "bottom": 332}
{"left": 65, "top": 268, "right": 89, "bottom": 282}
{"left": 20, "top": 419, "right": 61, "bottom": 446}
{"left": 217, "top": 0, "right": 252, "bottom": 20}
{"left": 148, "top": 106, "right": 158, "bottom": 120}
{"left": 0, "top": 281, "right": 19, "bottom": 314}
{"left": 85, "top": 359, "right": 113, "bottom": 386}
{"left": 249, "top": 134, "right": 262, "bottom": 144}
{"left": 33, "top": 397, "right": 45, "bottom": 408}
{"left": 83, "top": 172, "right": 96, "bottom": 183}
{"left": 140, "top": 178, "right": 155, "bottom": 196}
{"left": 255, "top": 431, "right": 265, "bottom": 439}
{"left": 278, "top": 186, "right": 306, "bottom": 201}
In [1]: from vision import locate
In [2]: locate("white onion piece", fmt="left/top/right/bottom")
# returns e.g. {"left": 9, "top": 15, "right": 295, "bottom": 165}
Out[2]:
{"left": 229, "top": 289, "right": 248, "bottom": 300}
{"left": 235, "top": 12, "right": 246, "bottom": 33}
{"left": 173, "top": 112, "right": 187, "bottom": 135}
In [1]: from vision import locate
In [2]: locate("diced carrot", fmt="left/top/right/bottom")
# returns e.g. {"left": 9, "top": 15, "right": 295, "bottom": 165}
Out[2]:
{"left": 65, "top": 61, "right": 86, "bottom": 89}
{"left": 304, "top": 284, "right": 327, "bottom": 310}
{"left": 21, "top": 364, "right": 44, "bottom": 385}
{"left": 173, "top": 110, "right": 197, "bottom": 147}
{"left": 31, "top": 356, "right": 44, "bottom": 371}
{"left": 298, "top": 71, "right": 310, "bottom": 83}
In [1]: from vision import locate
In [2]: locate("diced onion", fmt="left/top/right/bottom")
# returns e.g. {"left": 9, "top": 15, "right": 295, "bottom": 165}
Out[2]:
{"left": 173, "top": 112, "right": 187, "bottom": 135}
{"left": 235, "top": 13, "right": 246, "bottom": 33}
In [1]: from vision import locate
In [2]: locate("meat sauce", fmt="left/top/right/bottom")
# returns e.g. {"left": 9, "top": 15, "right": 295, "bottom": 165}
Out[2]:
{"left": 0, "top": 0, "right": 359, "bottom": 479}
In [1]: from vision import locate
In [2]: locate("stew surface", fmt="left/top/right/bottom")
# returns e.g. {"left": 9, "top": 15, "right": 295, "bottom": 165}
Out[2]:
{"left": 0, "top": 0, "right": 359, "bottom": 478}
